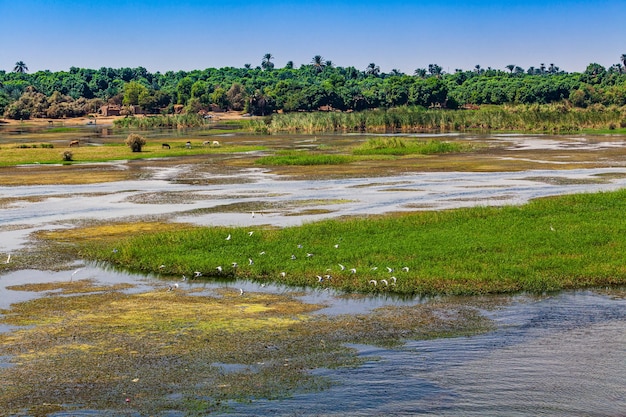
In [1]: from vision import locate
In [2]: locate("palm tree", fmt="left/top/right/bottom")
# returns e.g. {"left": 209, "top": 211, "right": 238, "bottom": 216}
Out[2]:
{"left": 428, "top": 64, "right": 443, "bottom": 77}
{"left": 505, "top": 64, "right": 515, "bottom": 73}
{"left": 365, "top": 63, "right": 380, "bottom": 76}
{"left": 13, "top": 61, "right": 28, "bottom": 73}
{"left": 413, "top": 68, "right": 427, "bottom": 78}
{"left": 390, "top": 69, "right": 403, "bottom": 76}
{"left": 311, "top": 55, "right": 326, "bottom": 73}
{"left": 621, "top": 54, "right": 626, "bottom": 73}
{"left": 243, "top": 63, "right": 252, "bottom": 69}
{"left": 261, "top": 53, "right": 274, "bottom": 71}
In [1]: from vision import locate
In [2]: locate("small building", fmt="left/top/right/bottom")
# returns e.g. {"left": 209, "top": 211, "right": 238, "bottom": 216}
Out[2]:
{"left": 99, "top": 105, "right": 121, "bottom": 116}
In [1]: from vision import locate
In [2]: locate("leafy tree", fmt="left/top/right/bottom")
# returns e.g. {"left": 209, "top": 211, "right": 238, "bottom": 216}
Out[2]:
{"left": 13, "top": 61, "right": 28, "bottom": 73}
{"left": 226, "top": 82, "right": 246, "bottom": 110}
{"left": 123, "top": 81, "right": 148, "bottom": 106}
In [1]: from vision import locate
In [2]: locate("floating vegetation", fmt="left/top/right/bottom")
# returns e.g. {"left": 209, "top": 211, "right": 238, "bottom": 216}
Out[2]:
{"left": 0, "top": 281, "right": 491, "bottom": 416}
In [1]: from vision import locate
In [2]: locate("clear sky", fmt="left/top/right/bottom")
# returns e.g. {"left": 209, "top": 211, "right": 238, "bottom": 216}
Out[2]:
{"left": 2, "top": 0, "right": 625, "bottom": 74}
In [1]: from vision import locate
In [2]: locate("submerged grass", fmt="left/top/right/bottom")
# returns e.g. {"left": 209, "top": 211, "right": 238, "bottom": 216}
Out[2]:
{"left": 0, "top": 276, "right": 490, "bottom": 416}
{"left": 50, "top": 189, "right": 626, "bottom": 296}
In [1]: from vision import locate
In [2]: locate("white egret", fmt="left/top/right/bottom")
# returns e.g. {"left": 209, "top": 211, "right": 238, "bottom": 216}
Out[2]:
{"left": 194, "top": 271, "right": 202, "bottom": 278}
{"left": 381, "top": 279, "right": 388, "bottom": 286}
{"left": 317, "top": 275, "right": 324, "bottom": 282}
{"left": 401, "top": 266, "right": 409, "bottom": 272}
{"left": 216, "top": 266, "right": 223, "bottom": 272}
{"left": 390, "top": 276, "right": 397, "bottom": 285}
{"left": 259, "top": 251, "right": 266, "bottom": 255}
{"left": 239, "top": 288, "right": 244, "bottom": 296}
{"left": 370, "top": 266, "right": 378, "bottom": 271}
{"left": 248, "top": 231, "right": 254, "bottom": 236}
{"left": 369, "top": 280, "right": 377, "bottom": 286}
{"left": 349, "top": 268, "right": 357, "bottom": 274}
{"left": 306, "top": 253, "right": 314, "bottom": 258}
{"left": 291, "top": 254, "right": 297, "bottom": 260}
{"left": 334, "top": 244, "right": 339, "bottom": 249}
{"left": 248, "top": 258, "right": 254, "bottom": 266}
{"left": 280, "top": 272, "right": 286, "bottom": 277}
{"left": 232, "top": 262, "right": 238, "bottom": 268}
{"left": 338, "top": 263, "right": 346, "bottom": 271}
{"left": 386, "top": 267, "right": 394, "bottom": 273}
{"left": 226, "top": 234, "right": 231, "bottom": 240}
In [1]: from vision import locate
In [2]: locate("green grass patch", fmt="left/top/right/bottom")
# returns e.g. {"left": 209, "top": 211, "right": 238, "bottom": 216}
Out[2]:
{"left": 353, "top": 137, "right": 466, "bottom": 156}
{"left": 0, "top": 141, "right": 264, "bottom": 166}
{"left": 66, "top": 189, "right": 626, "bottom": 296}
{"left": 255, "top": 150, "right": 357, "bottom": 166}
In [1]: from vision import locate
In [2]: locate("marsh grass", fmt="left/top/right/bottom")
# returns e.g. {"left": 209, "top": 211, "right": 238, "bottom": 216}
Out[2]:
{"left": 353, "top": 137, "right": 465, "bottom": 156}
{"left": 255, "top": 150, "right": 358, "bottom": 166}
{"left": 243, "top": 105, "right": 626, "bottom": 134}
{"left": 60, "top": 189, "right": 626, "bottom": 296}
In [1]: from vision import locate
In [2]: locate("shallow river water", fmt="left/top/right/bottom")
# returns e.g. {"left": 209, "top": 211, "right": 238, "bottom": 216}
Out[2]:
{"left": 1, "top": 131, "right": 625, "bottom": 415}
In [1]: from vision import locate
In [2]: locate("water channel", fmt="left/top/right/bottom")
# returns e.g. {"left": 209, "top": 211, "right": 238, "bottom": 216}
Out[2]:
{"left": 1, "top": 126, "right": 625, "bottom": 415}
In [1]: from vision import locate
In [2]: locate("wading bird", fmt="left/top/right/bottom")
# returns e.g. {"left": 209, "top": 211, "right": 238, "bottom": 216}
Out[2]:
{"left": 369, "top": 280, "right": 377, "bottom": 286}
{"left": 226, "top": 234, "right": 231, "bottom": 241}
{"left": 338, "top": 263, "right": 346, "bottom": 271}
{"left": 401, "top": 266, "right": 409, "bottom": 272}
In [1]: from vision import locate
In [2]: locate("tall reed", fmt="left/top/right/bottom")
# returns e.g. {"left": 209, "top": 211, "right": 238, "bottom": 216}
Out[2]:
{"left": 241, "top": 105, "right": 626, "bottom": 134}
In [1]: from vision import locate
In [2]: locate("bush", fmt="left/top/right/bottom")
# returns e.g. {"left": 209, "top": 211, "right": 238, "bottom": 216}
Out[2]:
{"left": 125, "top": 133, "right": 146, "bottom": 152}
{"left": 62, "top": 150, "right": 73, "bottom": 161}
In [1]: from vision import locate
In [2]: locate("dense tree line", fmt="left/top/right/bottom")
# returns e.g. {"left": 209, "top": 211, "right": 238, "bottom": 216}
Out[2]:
{"left": 1, "top": 56, "right": 626, "bottom": 120}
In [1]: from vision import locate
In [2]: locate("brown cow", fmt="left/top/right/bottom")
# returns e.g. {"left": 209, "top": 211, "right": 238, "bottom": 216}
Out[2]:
{"left": 69, "top": 140, "right": 80, "bottom": 147}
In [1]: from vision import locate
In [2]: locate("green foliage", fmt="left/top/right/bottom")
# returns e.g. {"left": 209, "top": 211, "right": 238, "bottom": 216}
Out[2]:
{"left": 1, "top": 58, "right": 626, "bottom": 120}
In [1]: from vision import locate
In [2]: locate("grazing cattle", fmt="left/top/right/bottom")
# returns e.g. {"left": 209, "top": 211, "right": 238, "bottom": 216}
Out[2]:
{"left": 203, "top": 140, "right": 220, "bottom": 147}
{"left": 69, "top": 140, "right": 80, "bottom": 147}
{"left": 162, "top": 143, "right": 171, "bottom": 149}
{"left": 185, "top": 141, "right": 192, "bottom": 149}
{"left": 212, "top": 140, "right": 220, "bottom": 147}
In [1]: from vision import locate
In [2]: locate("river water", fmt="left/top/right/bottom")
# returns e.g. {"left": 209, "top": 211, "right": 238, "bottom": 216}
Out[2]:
{"left": 1, "top": 130, "right": 625, "bottom": 415}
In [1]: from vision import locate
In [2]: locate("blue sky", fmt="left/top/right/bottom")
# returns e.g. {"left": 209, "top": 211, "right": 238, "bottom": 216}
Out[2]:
{"left": 2, "top": 0, "right": 625, "bottom": 74}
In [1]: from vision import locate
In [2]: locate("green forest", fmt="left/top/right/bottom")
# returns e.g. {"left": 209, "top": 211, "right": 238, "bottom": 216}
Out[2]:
{"left": 1, "top": 54, "right": 626, "bottom": 120}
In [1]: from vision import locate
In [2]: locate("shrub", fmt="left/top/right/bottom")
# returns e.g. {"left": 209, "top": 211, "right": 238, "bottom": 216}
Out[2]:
{"left": 62, "top": 150, "right": 73, "bottom": 161}
{"left": 125, "top": 133, "right": 147, "bottom": 152}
